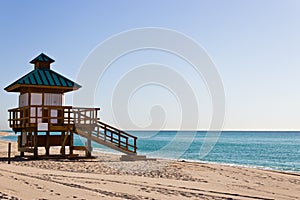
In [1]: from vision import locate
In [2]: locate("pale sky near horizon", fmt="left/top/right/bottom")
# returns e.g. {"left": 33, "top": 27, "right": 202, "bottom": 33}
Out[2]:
{"left": 1, "top": 0, "right": 300, "bottom": 130}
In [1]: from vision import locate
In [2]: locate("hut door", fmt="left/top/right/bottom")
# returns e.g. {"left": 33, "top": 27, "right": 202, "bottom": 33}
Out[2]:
{"left": 42, "top": 108, "right": 49, "bottom": 123}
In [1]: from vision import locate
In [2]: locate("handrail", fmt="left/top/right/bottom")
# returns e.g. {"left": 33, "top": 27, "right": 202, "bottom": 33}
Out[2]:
{"left": 75, "top": 122, "right": 137, "bottom": 153}
{"left": 8, "top": 105, "right": 73, "bottom": 112}
{"left": 89, "top": 129, "right": 135, "bottom": 150}
{"left": 72, "top": 107, "right": 100, "bottom": 111}
{"left": 73, "top": 108, "right": 137, "bottom": 154}
{"left": 97, "top": 121, "right": 138, "bottom": 139}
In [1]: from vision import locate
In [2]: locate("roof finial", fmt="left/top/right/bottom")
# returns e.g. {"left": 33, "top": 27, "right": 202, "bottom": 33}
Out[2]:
{"left": 30, "top": 53, "right": 55, "bottom": 69}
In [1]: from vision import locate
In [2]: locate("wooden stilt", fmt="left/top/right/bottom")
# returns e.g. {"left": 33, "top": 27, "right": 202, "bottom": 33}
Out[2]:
{"left": 86, "top": 132, "right": 92, "bottom": 157}
{"left": 19, "top": 132, "right": 24, "bottom": 157}
{"left": 69, "top": 132, "right": 74, "bottom": 155}
{"left": 20, "top": 131, "right": 23, "bottom": 147}
{"left": 61, "top": 132, "right": 65, "bottom": 156}
{"left": 33, "top": 132, "right": 38, "bottom": 159}
{"left": 46, "top": 131, "right": 50, "bottom": 156}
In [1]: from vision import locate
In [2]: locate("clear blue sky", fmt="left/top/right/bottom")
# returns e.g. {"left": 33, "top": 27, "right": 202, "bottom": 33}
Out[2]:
{"left": 1, "top": 0, "right": 300, "bottom": 130}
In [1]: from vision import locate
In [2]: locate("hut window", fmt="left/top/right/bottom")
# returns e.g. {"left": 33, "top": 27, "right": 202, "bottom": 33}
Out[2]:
{"left": 19, "top": 93, "right": 29, "bottom": 107}
{"left": 30, "top": 107, "right": 42, "bottom": 123}
{"left": 50, "top": 109, "right": 58, "bottom": 124}
{"left": 31, "top": 93, "right": 42, "bottom": 105}
{"left": 44, "top": 93, "right": 62, "bottom": 106}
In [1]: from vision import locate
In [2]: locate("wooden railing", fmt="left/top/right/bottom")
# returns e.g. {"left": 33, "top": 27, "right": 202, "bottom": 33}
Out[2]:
{"left": 72, "top": 107, "right": 100, "bottom": 125}
{"left": 99, "top": 121, "right": 137, "bottom": 153}
{"left": 8, "top": 105, "right": 74, "bottom": 130}
{"left": 73, "top": 108, "right": 137, "bottom": 154}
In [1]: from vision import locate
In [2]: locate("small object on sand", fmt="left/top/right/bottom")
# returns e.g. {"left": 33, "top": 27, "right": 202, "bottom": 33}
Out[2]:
{"left": 8, "top": 142, "right": 11, "bottom": 164}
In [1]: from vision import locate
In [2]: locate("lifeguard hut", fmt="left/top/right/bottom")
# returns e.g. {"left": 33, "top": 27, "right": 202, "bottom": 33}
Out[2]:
{"left": 4, "top": 53, "right": 138, "bottom": 159}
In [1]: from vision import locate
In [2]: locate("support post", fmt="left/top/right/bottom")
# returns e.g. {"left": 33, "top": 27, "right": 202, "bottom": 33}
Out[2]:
{"left": 19, "top": 132, "right": 24, "bottom": 157}
{"left": 19, "top": 131, "right": 23, "bottom": 147}
{"left": 8, "top": 143, "right": 11, "bottom": 164}
{"left": 45, "top": 131, "right": 50, "bottom": 156}
{"left": 61, "top": 132, "right": 65, "bottom": 156}
{"left": 69, "top": 132, "right": 74, "bottom": 155}
{"left": 33, "top": 132, "right": 38, "bottom": 159}
{"left": 134, "top": 138, "right": 137, "bottom": 153}
{"left": 86, "top": 132, "right": 92, "bottom": 157}
{"left": 118, "top": 131, "right": 121, "bottom": 147}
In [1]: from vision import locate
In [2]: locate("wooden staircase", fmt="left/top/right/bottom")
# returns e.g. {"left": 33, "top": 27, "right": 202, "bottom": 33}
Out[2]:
{"left": 72, "top": 108, "right": 137, "bottom": 155}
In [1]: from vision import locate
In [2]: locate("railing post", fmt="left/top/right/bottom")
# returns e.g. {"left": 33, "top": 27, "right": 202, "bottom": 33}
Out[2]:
{"left": 68, "top": 107, "right": 70, "bottom": 126}
{"left": 134, "top": 138, "right": 137, "bottom": 153}
{"left": 9, "top": 111, "right": 11, "bottom": 127}
{"left": 96, "top": 126, "right": 99, "bottom": 138}
{"left": 118, "top": 131, "right": 121, "bottom": 147}
{"left": 13, "top": 111, "right": 16, "bottom": 127}
{"left": 35, "top": 106, "right": 38, "bottom": 124}
{"left": 85, "top": 109, "right": 87, "bottom": 124}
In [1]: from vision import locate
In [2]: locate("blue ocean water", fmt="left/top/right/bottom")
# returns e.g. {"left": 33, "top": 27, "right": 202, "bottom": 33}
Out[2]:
{"left": 1, "top": 131, "right": 299, "bottom": 172}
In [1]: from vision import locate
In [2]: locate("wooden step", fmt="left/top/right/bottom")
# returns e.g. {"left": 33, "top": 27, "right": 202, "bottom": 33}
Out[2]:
{"left": 18, "top": 147, "right": 34, "bottom": 153}
{"left": 120, "top": 155, "right": 155, "bottom": 161}
{"left": 75, "top": 128, "right": 136, "bottom": 155}
{"left": 72, "top": 108, "right": 137, "bottom": 155}
{"left": 72, "top": 146, "right": 87, "bottom": 151}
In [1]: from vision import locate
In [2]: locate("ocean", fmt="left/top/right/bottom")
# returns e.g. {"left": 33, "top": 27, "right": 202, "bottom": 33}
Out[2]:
{"left": 1, "top": 131, "right": 299, "bottom": 172}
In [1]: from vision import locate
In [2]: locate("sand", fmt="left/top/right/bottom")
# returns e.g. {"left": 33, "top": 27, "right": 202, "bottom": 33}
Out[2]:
{"left": 0, "top": 131, "right": 299, "bottom": 200}
{"left": 0, "top": 131, "right": 11, "bottom": 136}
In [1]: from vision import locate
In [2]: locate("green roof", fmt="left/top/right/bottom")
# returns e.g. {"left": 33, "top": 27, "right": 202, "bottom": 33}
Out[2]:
{"left": 30, "top": 53, "right": 55, "bottom": 64}
{"left": 4, "top": 68, "right": 81, "bottom": 92}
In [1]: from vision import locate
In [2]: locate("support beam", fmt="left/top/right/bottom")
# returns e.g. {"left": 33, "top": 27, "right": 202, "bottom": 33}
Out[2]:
{"left": 69, "top": 132, "right": 74, "bottom": 155}
{"left": 19, "top": 132, "right": 24, "bottom": 157}
{"left": 20, "top": 131, "right": 23, "bottom": 147}
{"left": 45, "top": 131, "right": 50, "bottom": 156}
{"left": 61, "top": 132, "right": 65, "bottom": 156}
{"left": 33, "top": 132, "right": 38, "bottom": 159}
{"left": 86, "top": 132, "right": 92, "bottom": 157}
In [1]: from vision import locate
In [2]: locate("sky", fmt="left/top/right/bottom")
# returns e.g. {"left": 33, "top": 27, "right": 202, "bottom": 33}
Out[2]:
{"left": 1, "top": 0, "right": 300, "bottom": 130}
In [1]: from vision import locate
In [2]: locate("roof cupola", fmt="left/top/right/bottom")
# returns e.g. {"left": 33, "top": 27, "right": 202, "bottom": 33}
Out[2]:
{"left": 30, "top": 53, "right": 55, "bottom": 69}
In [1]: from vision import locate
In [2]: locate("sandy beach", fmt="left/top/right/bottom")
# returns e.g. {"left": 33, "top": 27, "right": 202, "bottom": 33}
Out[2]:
{"left": 0, "top": 132, "right": 299, "bottom": 200}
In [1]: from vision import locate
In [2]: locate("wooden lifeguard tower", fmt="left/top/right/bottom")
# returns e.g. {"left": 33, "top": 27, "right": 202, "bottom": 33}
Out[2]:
{"left": 4, "top": 53, "right": 139, "bottom": 159}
